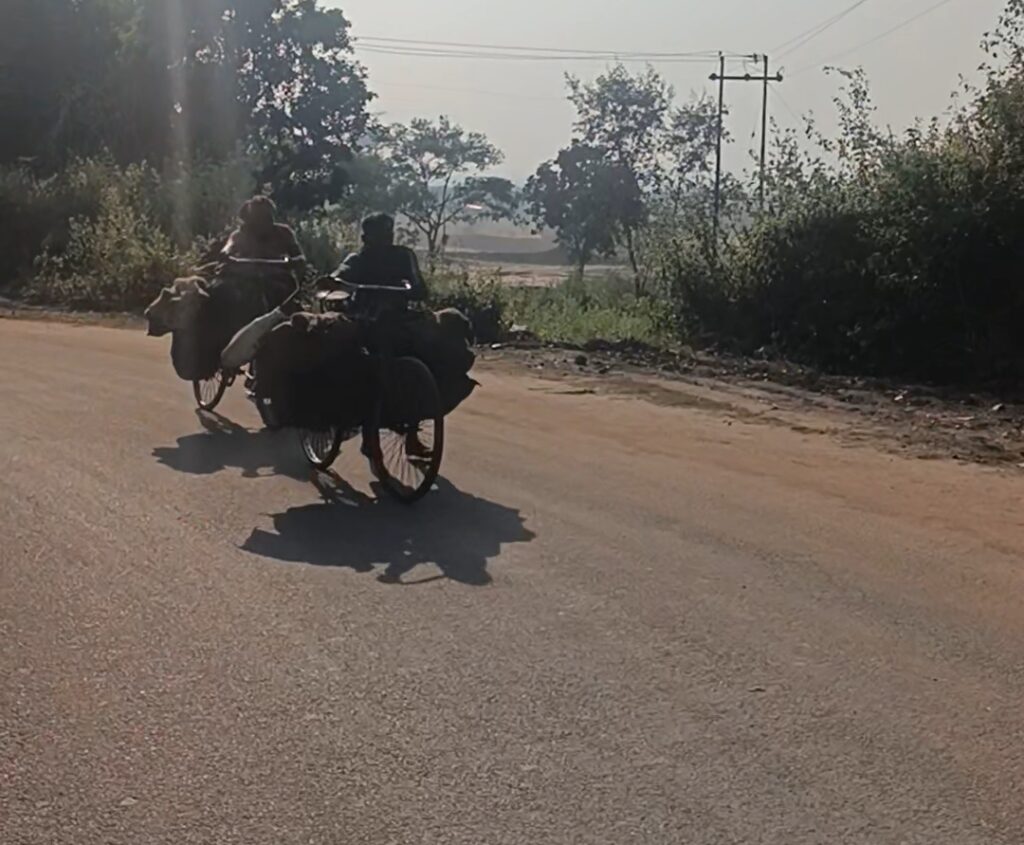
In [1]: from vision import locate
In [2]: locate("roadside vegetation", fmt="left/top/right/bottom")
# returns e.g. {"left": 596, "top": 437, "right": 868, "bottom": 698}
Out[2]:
{"left": 4, "top": 1, "right": 1024, "bottom": 389}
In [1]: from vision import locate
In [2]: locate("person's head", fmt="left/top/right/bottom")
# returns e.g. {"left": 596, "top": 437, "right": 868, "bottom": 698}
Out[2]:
{"left": 361, "top": 212, "right": 395, "bottom": 248}
{"left": 239, "top": 195, "right": 277, "bottom": 232}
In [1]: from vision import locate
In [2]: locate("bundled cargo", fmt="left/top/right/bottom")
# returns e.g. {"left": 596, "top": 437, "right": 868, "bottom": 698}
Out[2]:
{"left": 249, "top": 307, "right": 478, "bottom": 432}
{"left": 145, "top": 273, "right": 293, "bottom": 382}
{"left": 251, "top": 311, "right": 373, "bottom": 431}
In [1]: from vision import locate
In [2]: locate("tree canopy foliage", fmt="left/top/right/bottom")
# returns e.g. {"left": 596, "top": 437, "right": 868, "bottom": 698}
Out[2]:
{"left": 528, "top": 66, "right": 721, "bottom": 290}
{"left": 377, "top": 117, "right": 517, "bottom": 260}
{"left": 2, "top": 0, "right": 373, "bottom": 210}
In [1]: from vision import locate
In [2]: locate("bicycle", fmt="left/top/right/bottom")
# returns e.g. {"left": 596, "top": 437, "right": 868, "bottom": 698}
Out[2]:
{"left": 296, "top": 279, "right": 445, "bottom": 505}
{"left": 191, "top": 255, "right": 302, "bottom": 422}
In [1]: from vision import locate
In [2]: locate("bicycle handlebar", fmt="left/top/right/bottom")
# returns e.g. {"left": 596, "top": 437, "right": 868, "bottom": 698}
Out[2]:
{"left": 225, "top": 255, "right": 304, "bottom": 266}
{"left": 319, "top": 278, "right": 413, "bottom": 294}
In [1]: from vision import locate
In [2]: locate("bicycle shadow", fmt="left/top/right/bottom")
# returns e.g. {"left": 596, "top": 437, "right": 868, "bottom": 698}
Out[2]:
{"left": 151, "top": 411, "right": 309, "bottom": 480}
{"left": 240, "top": 476, "right": 535, "bottom": 586}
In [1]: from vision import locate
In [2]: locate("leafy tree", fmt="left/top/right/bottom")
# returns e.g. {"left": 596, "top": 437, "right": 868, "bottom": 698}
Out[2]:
{"left": 1, "top": 1, "right": 373, "bottom": 211}
{"left": 564, "top": 65, "right": 722, "bottom": 290}
{"left": 525, "top": 143, "right": 643, "bottom": 275}
{"left": 336, "top": 152, "right": 402, "bottom": 223}
{"left": 143, "top": 0, "right": 374, "bottom": 210}
{"left": 662, "top": 97, "right": 724, "bottom": 211}
{"left": 566, "top": 66, "right": 670, "bottom": 282}
{"left": 0, "top": 0, "right": 141, "bottom": 167}
{"left": 381, "top": 117, "right": 515, "bottom": 261}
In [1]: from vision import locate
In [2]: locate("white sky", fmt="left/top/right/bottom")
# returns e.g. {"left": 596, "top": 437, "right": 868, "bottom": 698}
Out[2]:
{"left": 329, "top": 0, "right": 1005, "bottom": 180}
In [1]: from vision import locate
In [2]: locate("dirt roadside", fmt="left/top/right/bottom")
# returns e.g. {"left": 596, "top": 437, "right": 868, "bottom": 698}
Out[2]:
{"left": 479, "top": 341, "right": 1024, "bottom": 472}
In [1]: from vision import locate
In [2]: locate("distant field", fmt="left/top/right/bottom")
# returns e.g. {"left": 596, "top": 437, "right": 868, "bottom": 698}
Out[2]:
{"left": 449, "top": 254, "right": 626, "bottom": 287}
{"left": 437, "top": 228, "right": 627, "bottom": 286}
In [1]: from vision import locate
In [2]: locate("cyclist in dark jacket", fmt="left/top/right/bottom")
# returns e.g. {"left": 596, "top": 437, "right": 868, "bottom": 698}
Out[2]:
{"left": 332, "top": 213, "right": 428, "bottom": 300}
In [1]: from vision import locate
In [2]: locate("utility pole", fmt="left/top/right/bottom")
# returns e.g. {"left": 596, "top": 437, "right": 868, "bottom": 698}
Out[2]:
{"left": 759, "top": 54, "right": 772, "bottom": 210}
{"left": 709, "top": 54, "right": 783, "bottom": 233}
{"left": 712, "top": 53, "right": 725, "bottom": 249}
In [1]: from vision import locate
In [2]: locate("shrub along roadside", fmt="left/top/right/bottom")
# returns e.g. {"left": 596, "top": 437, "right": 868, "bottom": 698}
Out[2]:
{"left": 660, "top": 56, "right": 1024, "bottom": 388}
{"left": 427, "top": 268, "right": 671, "bottom": 348}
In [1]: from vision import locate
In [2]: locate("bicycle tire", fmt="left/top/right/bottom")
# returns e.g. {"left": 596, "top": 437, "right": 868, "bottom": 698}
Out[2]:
{"left": 364, "top": 357, "right": 444, "bottom": 505}
{"left": 193, "top": 371, "right": 228, "bottom": 411}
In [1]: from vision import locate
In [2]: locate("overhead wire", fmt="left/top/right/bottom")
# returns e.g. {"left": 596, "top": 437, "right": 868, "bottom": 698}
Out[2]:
{"left": 356, "top": 44, "right": 728, "bottom": 64}
{"left": 770, "top": 83, "right": 803, "bottom": 124}
{"left": 794, "top": 0, "right": 963, "bottom": 75}
{"left": 372, "top": 79, "right": 566, "bottom": 102}
{"left": 772, "top": 0, "right": 873, "bottom": 60}
{"left": 358, "top": 35, "right": 727, "bottom": 59}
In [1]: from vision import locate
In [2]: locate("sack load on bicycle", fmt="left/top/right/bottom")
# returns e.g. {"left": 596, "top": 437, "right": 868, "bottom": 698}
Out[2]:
{"left": 240, "top": 211, "right": 478, "bottom": 430}
{"left": 247, "top": 300, "right": 478, "bottom": 432}
{"left": 143, "top": 196, "right": 304, "bottom": 385}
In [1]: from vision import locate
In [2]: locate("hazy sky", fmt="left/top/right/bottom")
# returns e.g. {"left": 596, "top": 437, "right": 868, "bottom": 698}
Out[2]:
{"left": 329, "top": 0, "right": 1005, "bottom": 180}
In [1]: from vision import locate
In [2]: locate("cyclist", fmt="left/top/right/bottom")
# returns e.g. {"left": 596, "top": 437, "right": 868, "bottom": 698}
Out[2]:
{"left": 330, "top": 212, "right": 427, "bottom": 301}
{"left": 224, "top": 196, "right": 305, "bottom": 263}
{"left": 323, "top": 213, "right": 432, "bottom": 458}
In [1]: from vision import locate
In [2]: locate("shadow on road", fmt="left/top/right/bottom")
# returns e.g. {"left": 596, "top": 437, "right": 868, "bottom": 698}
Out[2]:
{"left": 241, "top": 476, "right": 535, "bottom": 586}
{"left": 151, "top": 411, "right": 309, "bottom": 480}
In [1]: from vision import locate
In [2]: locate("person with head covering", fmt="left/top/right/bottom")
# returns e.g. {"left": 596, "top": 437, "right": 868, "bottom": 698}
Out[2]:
{"left": 223, "top": 195, "right": 305, "bottom": 262}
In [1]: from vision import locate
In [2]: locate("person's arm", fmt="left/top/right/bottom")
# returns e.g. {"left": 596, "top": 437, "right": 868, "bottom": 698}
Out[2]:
{"left": 332, "top": 252, "right": 363, "bottom": 284}
{"left": 221, "top": 229, "right": 244, "bottom": 258}
{"left": 405, "top": 248, "right": 428, "bottom": 301}
{"left": 278, "top": 225, "right": 305, "bottom": 263}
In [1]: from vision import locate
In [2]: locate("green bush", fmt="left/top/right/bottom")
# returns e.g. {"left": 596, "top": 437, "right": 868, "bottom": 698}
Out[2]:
{"left": 428, "top": 268, "right": 507, "bottom": 343}
{"left": 0, "top": 159, "right": 111, "bottom": 287}
{"left": 293, "top": 214, "right": 358, "bottom": 275}
{"left": 29, "top": 165, "right": 190, "bottom": 310}
{"left": 155, "top": 156, "right": 257, "bottom": 247}
{"left": 663, "top": 60, "right": 1024, "bottom": 385}
{"left": 503, "top": 272, "right": 672, "bottom": 346}
{"left": 427, "top": 265, "right": 672, "bottom": 347}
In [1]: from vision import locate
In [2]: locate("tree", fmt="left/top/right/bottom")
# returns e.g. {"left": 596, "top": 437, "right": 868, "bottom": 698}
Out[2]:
{"left": 563, "top": 65, "right": 727, "bottom": 292}
{"left": 566, "top": 66, "right": 671, "bottom": 283}
{"left": 662, "top": 97, "right": 723, "bottom": 212}
{"left": 335, "top": 153, "right": 402, "bottom": 222}
{"left": 525, "top": 143, "right": 643, "bottom": 275}
{"left": 0, "top": 1, "right": 374, "bottom": 212}
{"left": 0, "top": 0, "right": 144, "bottom": 167}
{"left": 381, "top": 117, "right": 515, "bottom": 262}
{"left": 147, "top": 0, "right": 374, "bottom": 211}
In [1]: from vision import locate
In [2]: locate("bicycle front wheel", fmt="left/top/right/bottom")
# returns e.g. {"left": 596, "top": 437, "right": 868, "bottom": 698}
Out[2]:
{"left": 193, "top": 371, "right": 228, "bottom": 411}
{"left": 364, "top": 357, "right": 444, "bottom": 505}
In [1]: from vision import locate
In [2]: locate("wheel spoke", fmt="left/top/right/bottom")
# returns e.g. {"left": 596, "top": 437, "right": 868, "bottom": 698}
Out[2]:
{"left": 370, "top": 358, "right": 445, "bottom": 504}
{"left": 302, "top": 427, "right": 341, "bottom": 469}
{"left": 195, "top": 372, "right": 226, "bottom": 410}
{"left": 377, "top": 418, "right": 439, "bottom": 494}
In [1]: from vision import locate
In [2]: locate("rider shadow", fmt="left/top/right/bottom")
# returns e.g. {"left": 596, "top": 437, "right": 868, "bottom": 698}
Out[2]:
{"left": 240, "top": 477, "right": 535, "bottom": 586}
{"left": 151, "top": 411, "right": 309, "bottom": 480}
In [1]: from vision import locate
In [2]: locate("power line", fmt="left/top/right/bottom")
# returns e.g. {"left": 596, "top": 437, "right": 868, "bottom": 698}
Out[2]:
{"left": 770, "top": 83, "right": 803, "bottom": 124}
{"left": 373, "top": 79, "right": 565, "bottom": 102}
{"left": 794, "top": 0, "right": 962, "bottom": 75}
{"left": 773, "top": 0, "right": 873, "bottom": 60}
{"left": 356, "top": 44, "right": 725, "bottom": 64}
{"left": 358, "top": 35, "right": 728, "bottom": 59}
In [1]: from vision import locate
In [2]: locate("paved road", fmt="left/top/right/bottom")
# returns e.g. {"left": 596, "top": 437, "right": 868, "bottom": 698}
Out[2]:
{"left": 3, "top": 318, "right": 1024, "bottom": 844}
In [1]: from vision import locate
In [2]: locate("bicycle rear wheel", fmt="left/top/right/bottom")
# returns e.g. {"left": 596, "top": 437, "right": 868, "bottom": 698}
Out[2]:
{"left": 364, "top": 357, "right": 444, "bottom": 504}
{"left": 193, "top": 371, "right": 228, "bottom": 411}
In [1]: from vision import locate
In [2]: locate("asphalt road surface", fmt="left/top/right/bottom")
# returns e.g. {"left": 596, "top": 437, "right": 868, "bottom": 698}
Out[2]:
{"left": 3, "top": 318, "right": 1024, "bottom": 844}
